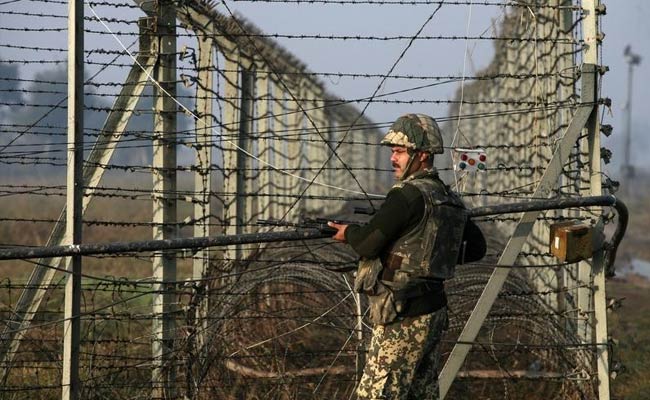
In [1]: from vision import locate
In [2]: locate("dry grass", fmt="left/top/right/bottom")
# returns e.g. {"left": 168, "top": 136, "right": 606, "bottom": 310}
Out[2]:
{"left": 606, "top": 172, "right": 650, "bottom": 400}
{"left": 607, "top": 278, "right": 650, "bottom": 400}
{"left": 0, "top": 174, "right": 201, "bottom": 280}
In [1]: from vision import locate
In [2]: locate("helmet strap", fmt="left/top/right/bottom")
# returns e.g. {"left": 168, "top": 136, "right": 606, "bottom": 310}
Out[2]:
{"left": 400, "top": 151, "right": 417, "bottom": 180}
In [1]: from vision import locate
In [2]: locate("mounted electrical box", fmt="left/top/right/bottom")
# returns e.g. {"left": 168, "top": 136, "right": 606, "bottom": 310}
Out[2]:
{"left": 549, "top": 222, "right": 594, "bottom": 263}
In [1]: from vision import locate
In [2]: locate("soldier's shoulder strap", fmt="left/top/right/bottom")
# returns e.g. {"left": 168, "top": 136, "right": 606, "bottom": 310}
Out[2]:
{"left": 406, "top": 175, "right": 465, "bottom": 209}
{"left": 391, "top": 181, "right": 406, "bottom": 190}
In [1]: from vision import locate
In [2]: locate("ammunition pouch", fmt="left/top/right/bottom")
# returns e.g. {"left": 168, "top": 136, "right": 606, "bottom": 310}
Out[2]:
{"left": 395, "top": 280, "right": 447, "bottom": 318}
{"left": 355, "top": 258, "right": 446, "bottom": 325}
{"left": 367, "top": 281, "right": 401, "bottom": 325}
{"left": 354, "top": 257, "right": 383, "bottom": 295}
{"left": 366, "top": 280, "right": 447, "bottom": 325}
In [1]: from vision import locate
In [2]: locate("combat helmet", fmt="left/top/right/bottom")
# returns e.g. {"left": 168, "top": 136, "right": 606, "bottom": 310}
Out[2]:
{"left": 380, "top": 113, "right": 444, "bottom": 154}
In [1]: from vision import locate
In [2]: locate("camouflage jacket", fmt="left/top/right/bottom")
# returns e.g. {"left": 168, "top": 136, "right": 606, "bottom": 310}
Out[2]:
{"left": 385, "top": 170, "right": 466, "bottom": 282}
{"left": 349, "top": 169, "right": 467, "bottom": 324}
{"left": 347, "top": 168, "right": 467, "bottom": 282}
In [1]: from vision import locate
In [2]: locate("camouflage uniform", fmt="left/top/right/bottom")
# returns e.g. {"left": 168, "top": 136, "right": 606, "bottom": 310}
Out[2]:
{"left": 357, "top": 307, "right": 448, "bottom": 400}
{"left": 344, "top": 114, "right": 466, "bottom": 400}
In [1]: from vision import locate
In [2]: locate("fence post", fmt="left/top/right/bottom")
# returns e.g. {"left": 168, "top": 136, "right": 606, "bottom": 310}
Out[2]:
{"left": 223, "top": 50, "right": 240, "bottom": 263}
{"left": 287, "top": 81, "right": 305, "bottom": 221}
{"left": 61, "top": 0, "right": 84, "bottom": 398}
{"left": 151, "top": 0, "right": 177, "bottom": 397}
{"left": 582, "top": 1, "right": 610, "bottom": 399}
{"left": 304, "top": 84, "right": 326, "bottom": 213}
{"left": 257, "top": 66, "right": 273, "bottom": 221}
{"left": 241, "top": 62, "right": 257, "bottom": 255}
{"left": 272, "top": 83, "right": 289, "bottom": 217}
{"left": 192, "top": 23, "right": 214, "bottom": 378}
{"left": 223, "top": 54, "right": 255, "bottom": 260}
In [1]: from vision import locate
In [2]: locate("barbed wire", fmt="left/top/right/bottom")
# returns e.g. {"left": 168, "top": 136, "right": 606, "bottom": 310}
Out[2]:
{"left": 0, "top": 25, "right": 581, "bottom": 44}
{"left": 6, "top": 0, "right": 579, "bottom": 9}
{"left": 0, "top": 70, "right": 578, "bottom": 82}
{"left": 0, "top": 0, "right": 612, "bottom": 398}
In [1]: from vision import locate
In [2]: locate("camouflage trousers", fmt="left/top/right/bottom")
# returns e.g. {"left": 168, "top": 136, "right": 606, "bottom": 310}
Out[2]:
{"left": 356, "top": 306, "right": 448, "bottom": 400}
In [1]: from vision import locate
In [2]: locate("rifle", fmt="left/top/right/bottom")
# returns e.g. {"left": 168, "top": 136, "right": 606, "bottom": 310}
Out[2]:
{"left": 257, "top": 206, "right": 375, "bottom": 234}
{"left": 257, "top": 217, "right": 363, "bottom": 235}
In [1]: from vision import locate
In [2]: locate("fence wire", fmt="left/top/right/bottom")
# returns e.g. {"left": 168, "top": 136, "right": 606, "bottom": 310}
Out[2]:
{"left": 0, "top": 0, "right": 614, "bottom": 399}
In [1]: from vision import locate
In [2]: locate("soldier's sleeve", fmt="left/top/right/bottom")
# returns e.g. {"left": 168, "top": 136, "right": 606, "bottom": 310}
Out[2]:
{"left": 344, "top": 184, "right": 424, "bottom": 258}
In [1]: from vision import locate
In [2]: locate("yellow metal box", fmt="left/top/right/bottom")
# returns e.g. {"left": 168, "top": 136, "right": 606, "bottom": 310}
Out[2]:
{"left": 549, "top": 222, "right": 593, "bottom": 263}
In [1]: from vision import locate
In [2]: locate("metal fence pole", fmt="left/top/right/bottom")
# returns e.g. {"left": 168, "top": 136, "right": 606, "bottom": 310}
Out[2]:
{"left": 273, "top": 83, "right": 289, "bottom": 216}
{"left": 288, "top": 82, "right": 305, "bottom": 220}
{"left": 582, "top": 1, "right": 610, "bottom": 399}
{"left": 151, "top": 1, "right": 177, "bottom": 397}
{"left": 192, "top": 25, "right": 214, "bottom": 374}
{"left": 257, "top": 66, "right": 272, "bottom": 221}
{"left": 61, "top": 0, "right": 84, "bottom": 398}
{"left": 240, "top": 63, "right": 256, "bottom": 255}
{"left": 223, "top": 49, "right": 240, "bottom": 262}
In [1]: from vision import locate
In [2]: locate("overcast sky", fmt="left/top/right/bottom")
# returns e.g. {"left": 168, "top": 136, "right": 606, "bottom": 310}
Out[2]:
{"left": 1, "top": 0, "right": 648, "bottom": 179}
{"left": 596, "top": 1, "right": 649, "bottom": 178}
{"left": 228, "top": 0, "right": 650, "bottom": 180}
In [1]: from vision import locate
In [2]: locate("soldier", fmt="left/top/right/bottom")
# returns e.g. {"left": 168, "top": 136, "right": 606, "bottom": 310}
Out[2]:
{"left": 328, "top": 113, "right": 467, "bottom": 399}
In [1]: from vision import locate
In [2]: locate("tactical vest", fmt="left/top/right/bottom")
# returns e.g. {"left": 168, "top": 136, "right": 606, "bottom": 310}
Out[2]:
{"left": 354, "top": 170, "right": 468, "bottom": 325}
{"left": 381, "top": 171, "right": 467, "bottom": 287}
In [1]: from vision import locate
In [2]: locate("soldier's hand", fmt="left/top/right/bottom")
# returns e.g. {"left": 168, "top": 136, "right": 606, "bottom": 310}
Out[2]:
{"left": 327, "top": 222, "right": 348, "bottom": 243}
